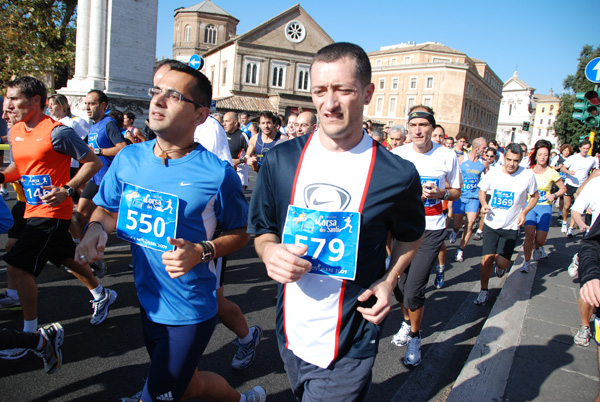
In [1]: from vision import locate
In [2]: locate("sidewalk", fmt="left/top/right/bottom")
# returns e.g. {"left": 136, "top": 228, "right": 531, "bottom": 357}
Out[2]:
{"left": 448, "top": 223, "right": 599, "bottom": 401}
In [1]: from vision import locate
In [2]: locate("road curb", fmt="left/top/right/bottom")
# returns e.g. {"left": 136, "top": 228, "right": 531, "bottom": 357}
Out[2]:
{"left": 447, "top": 254, "right": 536, "bottom": 402}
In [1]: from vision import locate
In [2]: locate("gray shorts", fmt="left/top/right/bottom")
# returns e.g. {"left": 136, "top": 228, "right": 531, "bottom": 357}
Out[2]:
{"left": 278, "top": 342, "right": 374, "bottom": 402}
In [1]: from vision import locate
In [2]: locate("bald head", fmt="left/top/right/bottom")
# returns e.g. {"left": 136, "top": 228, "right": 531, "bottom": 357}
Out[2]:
{"left": 222, "top": 111, "right": 239, "bottom": 134}
{"left": 296, "top": 111, "right": 317, "bottom": 136}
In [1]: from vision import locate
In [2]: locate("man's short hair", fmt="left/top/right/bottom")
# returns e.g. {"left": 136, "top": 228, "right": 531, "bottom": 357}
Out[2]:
{"left": 161, "top": 61, "right": 212, "bottom": 109}
{"left": 226, "top": 111, "right": 239, "bottom": 122}
{"left": 372, "top": 129, "right": 383, "bottom": 142}
{"left": 445, "top": 136, "right": 455, "bottom": 145}
{"left": 7, "top": 76, "right": 47, "bottom": 111}
{"left": 259, "top": 110, "right": 275, "bottom": 123}
{"left": 154, "top": 59, "right": 181, "bottom": 74}
{"left": 125, "top": 112, "right": 135, "bottom": 122}
{"left": 390, "top": 125, "right": 406, "bottom": 136}
{"left": 456, "top": 133, "right": 468, "bottom": 142}
{"left": 285, "top": 113, "right": 298, "bottom": 125}
{"left": 88, "top": 89, "right": 109, "bottom": 106}
{"left": 581, "top": 139, "right": 592, "bottom": 147}
{"left": 489, "top": 139, "right": 499, "bottom": 148}
{"left": 519, "top": 142, "right": 527, "bottom": 151}
{"left": 435, "top": 124, "right": 445, "bottom": 135}
{"left": 408, "top": 104, "right": 435, "bottom": 115}
{"left": 505, "top": 142, "right": 523, "bottom": 157}
{"left": 301, "top": 112, "right": 317, "bottom": 126}
{"left": 313, "top": 42, "right": 371, "bottom": 87}
{"left": 240, "top": 112, "right": 250, "bottom": 119}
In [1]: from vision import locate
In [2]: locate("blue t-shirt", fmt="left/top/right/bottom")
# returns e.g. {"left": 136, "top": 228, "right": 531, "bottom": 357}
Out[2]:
{"left": 93, "top": 140, "right": 248, "bottom": 325}
{"left": 460, "top": 157, "right": 485, "bottom": 199}
{"left": 88, "top": 115, "right": 125, "bottom": 185}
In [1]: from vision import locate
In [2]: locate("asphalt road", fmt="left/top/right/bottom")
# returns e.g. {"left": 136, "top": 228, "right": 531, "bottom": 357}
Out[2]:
{"left": 0, "top": 171, "right": 522, "bottom": 402}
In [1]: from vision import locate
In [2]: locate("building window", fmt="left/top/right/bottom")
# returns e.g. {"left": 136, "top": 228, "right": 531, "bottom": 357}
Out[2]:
{"left": 410, "top": 77, "right": 417, "bottom": 89}
{"left": 426, "top": 77, "right": 434, "bottom": 89}
{"left": 508, "top": 104, "right": 512, "bottom": 116}
{"left": 388, "top": 97, "right": 397, "bottom": 115}
{"left": 204, "top": 25, "right": 216, "bottom": 44}
{"left": 391, "top": 57, "right": 397, "bottom": 65}
{"left": 271, "top": 62, "right": 286, "bottom": 88}
{"left": 541, "top": 107, "right": 545, "bottom": 113}
{"left": 244, "top": 60, "right": 260, "bottom": 85}
{"left": 210, "top": 67, "right": 215, "bottom": 84}
{"left": 375, "top": 59, "right": 381, "bottom": 67}
{"left": 184, "top": 25, "right": 191, "bottom": 42}
{"left": 404, "top": 56, "right": 412, "bottom": 64}
{"left": 392, "top": 78, "right": 399, "bottom": 90}
{"left": 297, "top": 64, "right": 310, "bottom": 91}
{"left": 285, "top": 20, "right": 306, "bottom": 43}
{"left": 407, "top": 97, "right": 416, "bottom": 113}
{"left": 222, "top": 64, "right": 227, "bottom": 85}
{"left": 376, "top": 97, "right": 384, "bottom": 115}
{"left": 423, "top": 96, "right": 432, "bottom": 107}
{"left": 388, "top": 120, "right": 394, "bottom": 127}
{"left": 379, "top": 78, "right": 385, "bottom": 90}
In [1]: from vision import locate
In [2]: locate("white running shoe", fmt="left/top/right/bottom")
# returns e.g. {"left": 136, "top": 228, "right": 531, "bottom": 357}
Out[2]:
{"left": 532, "top": 248, "right": 542, "bottom": 261}
{"left": 232, "top": 325, "right": 263, "bottom": 370}
{"left": 455, "top": 248, "right": 464, "bottom": 262}
{"left": 568, "top": 254, "right": 579, "bottom": 278}
{"left": 391, "top": 321, "right": 411, "bottom": 347}
{"left": 538, "top": 246, "right": 548, "bottom": 259}
{"left": 90, "top": 288, "right": 117, "bottom": 326}
{"left": 520, "top": 261, "right": 530, "bottom": 273}
{"left": 243, "top": 386, "right": 266, "bottom": 402}
{"left": 561, "top": 222, "right": 568, "bottom": 233}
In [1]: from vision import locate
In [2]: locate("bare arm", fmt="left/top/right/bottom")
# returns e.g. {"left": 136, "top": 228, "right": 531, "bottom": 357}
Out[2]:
{"left": 75, "top": 206, "right": 118, "bottom": 263}
{"left": 517, "top": 191, "right": 539, "bottom": 226}
{"left": 98, "top": 141, "right": 126, "bottom": 157}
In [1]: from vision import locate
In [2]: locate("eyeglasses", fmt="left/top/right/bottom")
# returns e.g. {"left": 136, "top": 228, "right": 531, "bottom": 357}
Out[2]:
{"left": 148, "top": 87, "right": 204, "bottom": 108}
{"left": 486, "top": 154, "right": 495, "bottom": 158}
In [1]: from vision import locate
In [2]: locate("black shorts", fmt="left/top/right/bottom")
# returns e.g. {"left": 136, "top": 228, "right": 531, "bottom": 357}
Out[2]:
{"left": 7, "top": 201, "right": 26, "bottom": 239}
{"left": 565, "top": 184, "right": 578, "bottom": 198}
{"left": 3, "top": 218, "right": 76, "bottom": 277}
{"left": 81, "top": 180, "right": 99, "bottom": 201}
{"left": 482, "top": 224, "right": 518, "bottom": 260}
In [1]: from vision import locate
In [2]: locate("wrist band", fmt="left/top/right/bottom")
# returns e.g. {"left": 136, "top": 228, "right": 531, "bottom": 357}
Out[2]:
{"left": 84, "top": 221, "right": 105, "bottom": 234}
{"left": 199, "top": 240, "right": 216, "bottom": 262}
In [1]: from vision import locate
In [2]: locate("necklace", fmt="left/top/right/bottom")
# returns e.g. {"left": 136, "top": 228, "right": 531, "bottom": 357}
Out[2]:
{"left": 155, "top": 140, "right": 197, "bottom": 165}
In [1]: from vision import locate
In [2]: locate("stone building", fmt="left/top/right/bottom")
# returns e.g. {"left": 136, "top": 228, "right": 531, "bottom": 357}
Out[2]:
{"left": 496, "top": 71, "right": 536, "bottom": 147}
{"left": 532, "top": 90, "right": 561, "bottom": 149}
{"left": 366, "top": 42, "right": 502, "bottom": 141}
{"left": 171, "top": 1, "right": 333, "bottom": 116}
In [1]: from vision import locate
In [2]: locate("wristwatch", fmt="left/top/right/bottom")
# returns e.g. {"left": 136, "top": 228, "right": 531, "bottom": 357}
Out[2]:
{"left": 94, "top": 148, "right": 102, "bottom": 155}
{"left": 62, "top": 185, "right": 76, "bottom": 198}
{"left": 442, "top": 190, "right": 450, "bottom": 200}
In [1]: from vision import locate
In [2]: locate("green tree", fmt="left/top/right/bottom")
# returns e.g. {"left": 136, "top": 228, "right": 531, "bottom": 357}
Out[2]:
{"left": 554, "top": 44, "right": 600, "bottom": 152}
{"left": 0, "top": 0, "right": 77, "bottom": 92}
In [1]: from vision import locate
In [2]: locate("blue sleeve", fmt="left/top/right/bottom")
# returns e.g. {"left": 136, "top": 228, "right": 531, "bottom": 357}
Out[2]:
{"left": 106, "top": 120, "right": 126, "bottom": 146}
{"left": 247, "top": 152, "right": 280, "bottom": 236}
{"left": 214, "top": 165, "right": 248, "bottom": 231}
{"left": 0, "top": 198, "right": 14, "bottom": 234}
{"left": 92, "top": 150, "right": 124, "bottom": 213}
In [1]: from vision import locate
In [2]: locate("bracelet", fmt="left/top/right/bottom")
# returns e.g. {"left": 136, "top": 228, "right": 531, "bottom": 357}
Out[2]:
{"left": 199, "top": 240, "right": 216, "bottom": 262}
{"left": 84, "top": 221, "right": 105, "bottom": 234}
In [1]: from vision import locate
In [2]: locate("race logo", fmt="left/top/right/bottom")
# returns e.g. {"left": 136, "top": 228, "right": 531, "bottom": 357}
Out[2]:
{"left": 304, "top": 183, "right": 351, "bottom": 211}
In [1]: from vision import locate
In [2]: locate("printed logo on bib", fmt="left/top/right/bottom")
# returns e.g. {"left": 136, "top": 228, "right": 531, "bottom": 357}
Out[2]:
{"left": 420, "top": 176, "right": 441, "bottom": 207}
{"left": 462, "top": 178, "right": 478, "bottom": 192}
{"left": 538, "top": 190, "right": 547, "bottom": 203}
{"left": 491, "top": 189, "right": 515, "bottom": 209}
{"left": 21, "top": 175, "right": 52, "bottom": 205}
{"left": 282, "top": 205, "right": 360, "bottom": 280}
{"left": 88, "top": 132, "right": 99, "bottom": 149}
{"left": 116, "top": 183, "right": 179, "bottom": 252}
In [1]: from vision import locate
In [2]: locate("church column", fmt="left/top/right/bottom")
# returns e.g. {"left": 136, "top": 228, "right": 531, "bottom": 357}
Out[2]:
{"left": 87, "top": 0, "right": 108, "bottom": 83}
{"left": 72, "top": 0, "right": 91, "bottom": 80}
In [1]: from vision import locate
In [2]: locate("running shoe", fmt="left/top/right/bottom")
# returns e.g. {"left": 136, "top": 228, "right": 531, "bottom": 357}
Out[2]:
{"left": 120, "top": 391, "right": 143, "bottom": 402}
{"left": 473, "top": 230, "right": 483, "bottom": 241}
{"left": 243, "top": 386, "right": 266, "bottom": 402}
{"left": 0, "top": 291, "right": 21, "bottom": 310}
{"left": 90, "top": 259, "right": 107, "bottom": 279}
{"left": 90, "top": 288, "right": 117, "bottom": 326}
{"left": 574, "top": 325, "right": 591, "bottom": 347}
{"left": 455, "top": 248, "right": 464, "bottom": 262}
{"left": 538, "top": 246, "right": 548, "bottom": 259}
{"left": 403, "top": 333, "right": 422, "bottom": 367}
{"left": 0, "top": 347, "right": 28, "bottom": 360}
{"left": 391, "top": 321, "right": 411, "bottom": 347}
{"left": 1, "top": 191, "right": 11, "bottom": 201}
{"left": 232, "top": 325, "right": 263, "bottom": 370}
{"left": 474, "top": 290, "right": 489, "bottom": 306}
{"left": 495, "top": 264, "right": 507, "bottom": 278}
{"left": 37, "top": 322, "right": 64, "bottom": 374}
{"left": 532, "top": 248, "right": 542, "bottom": 261}
{"left": 561, "top": 221, "right": 568, "bottom": 233}
{"left": 449, "top": 230, "right": 458, "bottom": 244}
{"left": 567, "top": 227, "right": 574, "bottom": 237}
{"left": 568, "top": 254, "right": 579, "bottom": 278}
{"left": 520, "top": 261, "right": 530, "bottom": 273}
{"left": 433, "top": 267, "right": 445, "bottom": 289}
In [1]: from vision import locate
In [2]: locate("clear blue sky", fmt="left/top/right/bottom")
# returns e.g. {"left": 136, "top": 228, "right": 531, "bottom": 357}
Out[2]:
{"left": 156, "top": 0, "right": 595, "bottom": 96}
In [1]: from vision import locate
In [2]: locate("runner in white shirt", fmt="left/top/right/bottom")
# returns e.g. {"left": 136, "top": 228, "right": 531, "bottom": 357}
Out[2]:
{"left": 560, "top": 140, "right": 597, "bottom": 236}
{"left": 390, "top": 106, "right": 461, "bottom": 367}
{"left": 474, "top": 143, "right": 538, "bottom": 306}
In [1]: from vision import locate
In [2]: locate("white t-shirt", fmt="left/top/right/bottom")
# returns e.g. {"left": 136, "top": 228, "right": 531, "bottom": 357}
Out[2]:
{"left": 572, "top": 176, "right": 600, "bottom": 227}
{"left": 564, "top": 153, "right": 598, "bottom": 187}
{"left": 193, "top": 115, "right": 233, "bottom": 166}
{"left": 478, "top": 166, "right": 537, "bottom": 230}
{"left": 58, "top": 116, "right": 88, "bottom": 168}
{"left": 392, "top": 142, "right": 461, "bottom": 230}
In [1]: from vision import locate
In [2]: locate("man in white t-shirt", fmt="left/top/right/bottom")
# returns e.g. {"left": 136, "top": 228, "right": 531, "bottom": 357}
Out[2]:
{"left": 390, "top": 105, "right": 461, "bottom": 367}
{"left": 561, "top": 140, "right": 597, "bottom": 236}
{"left": 475, "top": 143, "right": 538, "bottom": 306}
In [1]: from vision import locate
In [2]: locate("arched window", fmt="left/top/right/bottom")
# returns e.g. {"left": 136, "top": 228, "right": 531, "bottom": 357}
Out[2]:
{"left": 205, "top": 24, "right": 216, "bottom": 44}
{"left": 184, "top": 25, "right": 191, "bottom": 42}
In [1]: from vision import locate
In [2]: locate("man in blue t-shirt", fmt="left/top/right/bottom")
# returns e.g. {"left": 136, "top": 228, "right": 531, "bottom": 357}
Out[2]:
{"left": 76, "top": 65, "right": 265, "bottom": 402}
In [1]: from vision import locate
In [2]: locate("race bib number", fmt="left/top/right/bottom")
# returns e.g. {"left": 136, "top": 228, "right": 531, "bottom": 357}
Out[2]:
{"left": 116, "top": 183, "right": 179, "bottom": 252}
{"left": 281, "top": 205, "right": 360, "bottom": 280}
{"left": 88, "top": 132, "right": 99, "bottom": 149}
{"left": 21, "top": 175, "right": 52, "bottom": 205}
{"left": 559, "top": 171, "right": 567, "bottom": 180}
{"left": 491, "top": 190, "right": 515, "bottom": 209}
{"left": 420, "top": 176, "right": 441, "bottom": 207}
{"left": 462, "top": 178, "right": 478, "bottom": 192}
{"left": 538, "top": 190, "right": 547, "bottom": 203}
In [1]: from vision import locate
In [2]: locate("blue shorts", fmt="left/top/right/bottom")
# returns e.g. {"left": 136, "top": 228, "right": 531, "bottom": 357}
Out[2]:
{"left": 452, "top": 197, "right": 480, "bottom": 214}
{"left": 141, "top": 309, "right": 217, "bottom": 402}
{"left": 525, "top": 204, "right": 553, "bottom": 232}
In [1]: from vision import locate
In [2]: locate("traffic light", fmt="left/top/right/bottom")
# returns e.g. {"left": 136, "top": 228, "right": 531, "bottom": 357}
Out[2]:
{"left": 573, "top": 91, "right": 600, "bottom": 127}
{"left": 522, "top": 121, "right": 530, "bottom": 131}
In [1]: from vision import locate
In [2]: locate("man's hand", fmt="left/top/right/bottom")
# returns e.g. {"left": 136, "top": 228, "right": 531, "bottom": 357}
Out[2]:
{"left": 261, "top": 242, "right": 311, "bottom": 283}
{"left": 356, "top": 279, "right": 393, "bottom": 324}
{"left": 75, "top": 224, "right": 107, "bottom": 264}
{"left": 421, "top": 181, "right": 442, "bottom": 201}
{"left": 581, "top": 279, "right": 600, "bottom": 307}
{"left": 481, "top": 203, "right": 492, "bottom": 215}
{"left": 162, "top": 237, "right": 203, "bottom": 279}
{"left": 40, "top": 185, "right": 68, "bottom": 207}
{"left": 516, "top": 211, "right": 527, "bottom": 227}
